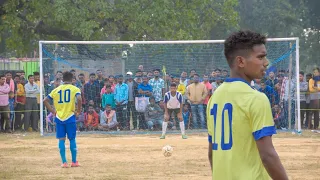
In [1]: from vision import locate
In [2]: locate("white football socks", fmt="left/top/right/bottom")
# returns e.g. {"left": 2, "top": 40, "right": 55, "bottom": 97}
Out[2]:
{"left": 179, "top": 121, "right": 185, "bottom": 135}
{"left": 162, "top": 122, "right": 168, "bottom": 135}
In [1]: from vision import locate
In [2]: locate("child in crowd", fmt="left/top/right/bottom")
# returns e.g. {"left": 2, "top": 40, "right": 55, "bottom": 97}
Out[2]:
{"left": 101, "top": 84, "right": 115, "bottom": 109}
{"left": 46, "top": 107, "right": 56, "bottom": 133}
{"left": 182, "top": 103, "right": 191, "bottom": 130}
{"left": 84, "top": 105, "right": 99, "bottom": 131}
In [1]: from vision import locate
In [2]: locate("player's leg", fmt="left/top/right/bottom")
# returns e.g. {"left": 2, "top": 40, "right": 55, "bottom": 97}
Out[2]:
{"left": 66, "top": 122, "right": 79, "bottom": 167}
{"left": 160, "top": 109, "right": 171, "bottom": 139}
{"left": 177, "top": 109, "right": 187, "bottom": 139}
{"left": 56, "top": 123, "right": 68, "bottom": 167}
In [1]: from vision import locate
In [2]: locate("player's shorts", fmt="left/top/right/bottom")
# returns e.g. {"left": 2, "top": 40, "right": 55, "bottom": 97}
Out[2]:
{"left": 56, "top": 116, "right": 77, "bottom": 140}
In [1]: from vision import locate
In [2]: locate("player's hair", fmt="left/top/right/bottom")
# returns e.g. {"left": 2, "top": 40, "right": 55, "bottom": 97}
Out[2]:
{"left": 33, "top": 72, "right": 40, "bottom": 76}
{"left": 62, "top": 71, "right": 73, "bottom": 82}
{"left": 224, "top": 30, "right": 266, "bottom": 67}
{"left": 0, "top": 74, "right": 5, "bottom": 78}
{"left": 5, "top": 71, "right": 12, "bottom": 75}
{"left": 170, "top": 83, "right": 177, "bottom": 87}
{"left": 299, "top": 71, "right": 304, "bottom": 76}
{"left": 28, "top": 75, "right": 33, "bottom": 79}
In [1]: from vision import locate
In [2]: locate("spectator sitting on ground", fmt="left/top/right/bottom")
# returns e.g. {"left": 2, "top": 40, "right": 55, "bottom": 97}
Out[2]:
{"left": 144, "top": 96, "right": 163, "bottom": 130}
{"left": 84, "top": 105, "right": 99, "bottom": 131}
{"left": 272, "top": 104, "right": 285, "bottom": 129}
{"left": 99, "top": 104, "right": 118, "bottom": 131}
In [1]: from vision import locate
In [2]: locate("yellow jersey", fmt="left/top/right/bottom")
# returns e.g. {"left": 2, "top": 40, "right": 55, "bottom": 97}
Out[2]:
{"left": 177, "top": 83, "right": 186, "bottom": 95}
{"left": 206, "top": 78, "right": 276, "bottom": 180}
{"left": 48, "top": 84, "right": 81, "bottom": 122}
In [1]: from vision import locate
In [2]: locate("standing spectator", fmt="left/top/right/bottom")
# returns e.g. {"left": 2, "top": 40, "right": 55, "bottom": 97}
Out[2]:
{"left": 125, "top": 72, "right": 139, "bottom": 130}
{"left": 265, "top": 71, "right": 278, "bottom": 88}
{"left": 187, "top": 74, "right": 207, "bottom": 129}
{"left": 172, "top": 74, "right": 185, "bottom": 96}
{"left": 34, "top": 72, "right": 41, "bottom": 120}
{"left": 299, "top": 71, "right": 308, "bottom": 128}
{"left": 221, "top": 70, "right": 229, "bottom": 78}
{"left": 44, "top": 76, "right": 53, "bottom": 96}
{"left": 70, "top": 69, "right": 76, "bottom": 78}
{"left": 134, "top": 70, "right": 143, "bottom": 82}
{"left": 15, "top": 76, "right": 25, "bottom": 130}
{"left": 24, "top": 75, "right": 40, "bottom": 132}
{"left": 144, "top": 96, "right": 163, "bottom": 130}
{"left": 96, "top": 70, "right": 105, "bottom": 99}
{"left": 99, "top": 104, "right": 118, "bottom": 131}
{"left": 137, "top": 76, "right": 153, "bottom": 129}
{"left": 101, "top": 85, "right": 115, "bottom": 109}
{"left": 114, "top": 75, "right": 128, "bottom": 130}
{"left": 161, "top": 83, "right": 187, "bottom": 139}
{"left": 189, "top": 69, "right": 196, "bottom": 79}
{"left": 259, "top": 80, "right": 276, "bottom": 105}
{"left": 0, "top": 74, "right": 11, "bottom": 133}
{"left": 305, "top": 73, "right": 313, "bottom": 128}
{"left": 202, "top": 74, "right": 212, "bottom": 109}
{"left": 100, "top": 78, "right": 111, "bottom": 97}
{"left": 84, "top": 73, "right": 100, "bottom": 106}
{"left": 308, "top": 67, "right": 320, "bottom": 129}
{"left": 149, "top": 68, "right": 165, "bottom": 103}
{"left": 108, "top": 75, "right": 116, "bottom": 91}
{"left": 5, "top": 71, "right": 16, "bottom": 92}
{"left": 138, "top": 65, "right": 144, "bottom": 72}
{"left": 84, "top": 105, "right": 99, "bottom": 131}
{"left": 214, "top": 69, "right": 221, "bottom": 77}
{"left": 180, "top": 71, "right": 189, "bottom": 87}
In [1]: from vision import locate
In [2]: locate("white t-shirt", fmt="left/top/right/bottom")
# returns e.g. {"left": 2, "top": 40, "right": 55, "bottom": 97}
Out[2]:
{"left": 164, "top": 92, "right": 183, "bottom": 109}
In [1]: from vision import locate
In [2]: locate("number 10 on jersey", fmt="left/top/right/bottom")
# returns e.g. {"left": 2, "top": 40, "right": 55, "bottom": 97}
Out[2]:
{"left": 210, "top": 103, "right": 233, "bottom": 151}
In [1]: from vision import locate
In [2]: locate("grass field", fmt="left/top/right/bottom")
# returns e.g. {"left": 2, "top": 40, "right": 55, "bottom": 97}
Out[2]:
{"left": 0, "top": 131, "right": 319, "bottom": 180}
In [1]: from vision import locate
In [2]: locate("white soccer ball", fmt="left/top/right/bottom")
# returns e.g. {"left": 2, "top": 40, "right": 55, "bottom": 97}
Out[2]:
{"left": 162, "top": 145, "right": 173, "bottom": 157}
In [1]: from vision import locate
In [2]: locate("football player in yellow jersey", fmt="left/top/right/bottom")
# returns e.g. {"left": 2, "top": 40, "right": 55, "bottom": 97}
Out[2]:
{"left": 207, "top": 30, "right": 288, "bottom": 180}
{"left": 44, "top": 71, "right": 82, "bottom": 168}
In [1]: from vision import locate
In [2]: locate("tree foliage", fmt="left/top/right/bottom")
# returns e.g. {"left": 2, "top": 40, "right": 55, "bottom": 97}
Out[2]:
{"left": 0, "top": 0, "right": 238, "bottom": 56}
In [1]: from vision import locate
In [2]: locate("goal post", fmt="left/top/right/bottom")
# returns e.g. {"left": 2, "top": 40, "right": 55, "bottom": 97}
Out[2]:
{"left": 39, "top": 38, "right": 300, "bottom": 136}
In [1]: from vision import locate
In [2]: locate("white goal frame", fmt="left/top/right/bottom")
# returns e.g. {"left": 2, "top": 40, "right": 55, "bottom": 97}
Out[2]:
{"left": 39, "top": 38, "right": 300, "bottom": 136}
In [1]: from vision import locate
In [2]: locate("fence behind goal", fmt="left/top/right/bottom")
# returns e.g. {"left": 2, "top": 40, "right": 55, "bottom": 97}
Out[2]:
{"left": 39, "top": 39, "right": 300, "bottom": 136}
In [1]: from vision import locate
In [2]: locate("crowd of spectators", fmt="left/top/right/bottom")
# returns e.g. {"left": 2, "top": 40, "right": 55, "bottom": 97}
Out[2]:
{"left": 0, "top": 64, "right": 319, "bottom": 133}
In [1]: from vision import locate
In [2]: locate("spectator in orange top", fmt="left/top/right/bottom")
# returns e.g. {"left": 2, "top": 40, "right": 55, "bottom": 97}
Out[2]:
{"left": 15, "top": 76, "right": 26, "bottom": 130}
{"left": 84, "top": 105, "right": 99, "bottom": 130}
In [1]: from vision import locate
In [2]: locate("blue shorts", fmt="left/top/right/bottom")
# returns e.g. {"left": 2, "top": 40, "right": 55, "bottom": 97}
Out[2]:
{"left": 55, "top": 116, "right": 77, "bottom": 140}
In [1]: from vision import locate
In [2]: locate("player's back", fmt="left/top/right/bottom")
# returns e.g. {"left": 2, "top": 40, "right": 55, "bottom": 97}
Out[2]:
{"left": 207, "top": 78, "right": 274, "bottom": 180}
{"left": 49, "top": 84, "right": 81, "bottom": 122}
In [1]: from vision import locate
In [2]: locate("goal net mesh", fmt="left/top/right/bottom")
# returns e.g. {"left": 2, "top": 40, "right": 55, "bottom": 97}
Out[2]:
{"left": 40, "top": 40, "right": 298, "bottom": 136}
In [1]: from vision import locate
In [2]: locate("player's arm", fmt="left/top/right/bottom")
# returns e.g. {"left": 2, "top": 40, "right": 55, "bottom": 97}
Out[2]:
{"left": 76, "top": 94, "right": 82, "bottom": 115}
{"left": 208, "top": 142, "right": 212, "bottom": 170}
{"left": 256, "top": 136, "right": 288, "bottom": 180}
{"left": 163, "top": 95, "right": 169, "bottom": 121}
{"left": 206, "top": 100, "right": 213, "bottom": 171}
{"left": 251, "top": 94, "right": 288, "bottom": 180}
{"left": 43, "top": 96, "right": 56, "bottom": 114}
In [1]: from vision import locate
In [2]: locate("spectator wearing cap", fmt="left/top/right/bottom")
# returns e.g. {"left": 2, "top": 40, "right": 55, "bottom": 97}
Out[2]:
{"left": 114, "top": 75, "right": 129, "bottom": 130}
{"left": 148, "top": 68, "right": 165, "bottom": 103}
{"left": 125, "top": 71, "right": 139, "bottom": 129}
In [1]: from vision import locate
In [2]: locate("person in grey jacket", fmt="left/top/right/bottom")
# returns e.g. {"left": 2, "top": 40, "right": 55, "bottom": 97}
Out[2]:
{"left": 144, "top": 96, "right": 163, "bottom": 130}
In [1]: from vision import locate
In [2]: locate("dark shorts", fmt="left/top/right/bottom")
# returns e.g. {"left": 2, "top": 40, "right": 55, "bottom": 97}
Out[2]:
{"left": 168, "top": 108, "right": 180, "bottom": 115}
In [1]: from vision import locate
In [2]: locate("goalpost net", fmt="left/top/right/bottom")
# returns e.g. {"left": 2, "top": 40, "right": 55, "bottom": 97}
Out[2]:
{"left": 39, "top": 39, "right": 300, "bottom": 136}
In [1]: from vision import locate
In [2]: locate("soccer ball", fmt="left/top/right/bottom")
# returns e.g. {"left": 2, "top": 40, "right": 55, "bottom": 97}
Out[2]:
{"left": 162, "top": 145, "right": 173, "bottom": 157}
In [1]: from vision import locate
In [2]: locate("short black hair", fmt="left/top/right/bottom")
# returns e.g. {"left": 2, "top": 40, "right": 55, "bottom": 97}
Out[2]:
{"left": 89, "top": 73, "right": 96, "bottom": 77}
{"left": 279, "top": 69, "right": 285, "bottom": 73}
{"left": 136, "top": 70, "right": 142, "bottom": 73}
{"left": 117, "top": 75, "right": 123, "bottom": 78}
{"left": 5, "top": 71, "right": 12, "bottom": 75}
{"left": 214, "top": 68, "right": 221, "bottom": 72}
{"left": 14, "top": 75, "right": 20, "bottom": 79}
{"left": 78, "top": 73, "right": 84, "bottom": 77}
{"left": 153, "top": 68, "right": 160, "bottom": 72}
{"left": 306, "top": 73, "right": 312, "bottom": 77}
{"left": 149, "top": 96, "right": 155, "bottom": 101}
{"left": 88, "top": 104, "right": 94, "bottom": 108}
{"left": 299, "top": 71, "right": 304, "bottom": 76}
{"left": 70, "top": 69, "right": 76, "bottom": 72}
{"left": 63, "top": 71, "right": 73, "bottom": 82}
{"left": 106, "top": 104, "right": 111, "bottom": 107}
{"left": 193, "top": 73, "right": 199, "bottom": 77}
{"left": 33, "top": 72, "right": 40, "bottom": 76}
{"left": 108, "top": 75, "right": 114, "bottom": 78}
{"left": 170, "top": 83, "right": 177, "bottom": 87}
{"left": 224, "top": 30, "right": 266, "bottom": 67}
{"left": 28, "top": 75, "right": 33, "bottom": 79}
{"left": 56, "top": 71, "right": 62, "bottom": 74}
{"left": 0, "top": 74, "right": 5, "bottom": 78}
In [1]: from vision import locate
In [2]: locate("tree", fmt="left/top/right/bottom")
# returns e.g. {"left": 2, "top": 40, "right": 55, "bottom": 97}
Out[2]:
{"left": 0, "top": 0, "right": 238, "bottom": 56}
